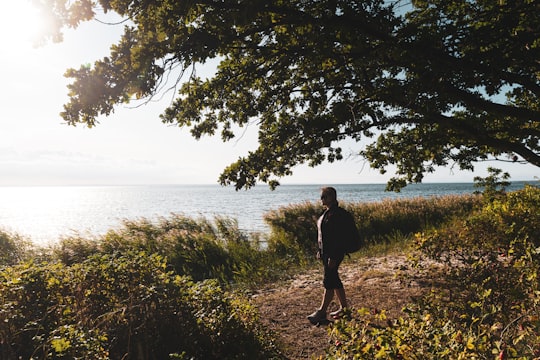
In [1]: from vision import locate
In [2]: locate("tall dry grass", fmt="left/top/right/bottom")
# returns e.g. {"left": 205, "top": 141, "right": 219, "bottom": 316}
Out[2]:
{"left": 264, "top": 194, "right": 481, "bottom": 261}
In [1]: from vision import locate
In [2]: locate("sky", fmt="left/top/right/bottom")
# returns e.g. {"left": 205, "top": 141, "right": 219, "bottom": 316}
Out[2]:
{"left": 0, "top": 1, "right": 538, "bottom": 187}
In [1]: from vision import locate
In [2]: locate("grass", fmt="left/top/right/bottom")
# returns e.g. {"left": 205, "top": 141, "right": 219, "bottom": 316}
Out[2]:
{"left": 355, "top": 231, "right": 414, "bottom": 258}
{"left": 264, "top": 193, "right": 481, "bottom": 264}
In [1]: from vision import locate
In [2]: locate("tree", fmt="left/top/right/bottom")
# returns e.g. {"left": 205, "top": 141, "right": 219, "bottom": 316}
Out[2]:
{"left": 473, "top": 166, "right": 511, "bottom": 202}
{"left": 35, "top": 0, "right": 540, "bottom": 190}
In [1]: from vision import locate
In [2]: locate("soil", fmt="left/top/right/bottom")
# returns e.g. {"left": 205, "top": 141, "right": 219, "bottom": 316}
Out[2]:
{"left": 251, "top": 254, "right": 436, "bottom": 359}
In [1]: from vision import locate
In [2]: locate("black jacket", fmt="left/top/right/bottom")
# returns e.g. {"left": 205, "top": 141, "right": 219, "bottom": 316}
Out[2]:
{"left": 319, "top": 206, "right": 353, "bottom": 258}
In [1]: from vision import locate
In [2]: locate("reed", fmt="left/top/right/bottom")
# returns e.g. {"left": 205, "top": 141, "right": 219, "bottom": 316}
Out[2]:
{"left": 264, "top": 194, "right": 481, "bottom": 261}
{"left": 0, "top": 229, "right": 33, "bottom": 266}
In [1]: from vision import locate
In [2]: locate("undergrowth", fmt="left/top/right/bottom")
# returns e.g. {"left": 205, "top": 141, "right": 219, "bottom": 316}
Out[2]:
{"left": 325, "top": 184, "right": 540, "bottom": 359}
{"left": 0, "top": 251, "right": 283, "bottom": 359}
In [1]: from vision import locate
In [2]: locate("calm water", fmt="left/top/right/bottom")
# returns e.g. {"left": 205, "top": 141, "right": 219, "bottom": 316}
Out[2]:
{"left": 0, "top": 182, "right": 530, "bottom": 245}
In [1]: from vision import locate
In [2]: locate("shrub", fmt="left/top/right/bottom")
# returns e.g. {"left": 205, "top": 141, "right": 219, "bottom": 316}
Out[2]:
{"left": 0, "top": 251, "right": 284, "bottom": 359}
{"left": 473, "top": 166, "right": 511, "bottom": 203}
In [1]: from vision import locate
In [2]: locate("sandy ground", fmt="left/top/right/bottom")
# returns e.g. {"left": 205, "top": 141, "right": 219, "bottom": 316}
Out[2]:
{"left": 251, "top": 254, "right": 432, "bottom": 359}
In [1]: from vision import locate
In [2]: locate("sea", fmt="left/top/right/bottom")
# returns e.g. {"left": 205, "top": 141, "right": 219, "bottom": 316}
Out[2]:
{"left": 0, "top": 182, "right": 533, "bottom": 245}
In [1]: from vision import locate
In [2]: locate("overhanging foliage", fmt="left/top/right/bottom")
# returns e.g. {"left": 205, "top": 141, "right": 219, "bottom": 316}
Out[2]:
{"left": 35, "top": 0, "right": 540, "bottom": 190}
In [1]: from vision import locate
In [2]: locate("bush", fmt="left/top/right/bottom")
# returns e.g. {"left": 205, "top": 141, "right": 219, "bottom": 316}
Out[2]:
{"left": 473, "top": 166, "right": 511, "bottom": 203}
{"left": 0, "top": 251, "right": 284, "bottom": 359}
{"left": 325, "top": 185, "right": 540, "bottom": 359}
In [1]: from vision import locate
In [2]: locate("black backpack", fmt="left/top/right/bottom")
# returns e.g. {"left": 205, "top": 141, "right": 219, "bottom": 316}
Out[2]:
{"left": 344, "top": 211, "right": 363, "bottom": 254}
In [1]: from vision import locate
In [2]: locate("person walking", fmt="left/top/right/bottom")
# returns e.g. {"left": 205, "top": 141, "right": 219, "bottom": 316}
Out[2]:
{"left": 307, "top": 186, "right": 352, "bottom": 325}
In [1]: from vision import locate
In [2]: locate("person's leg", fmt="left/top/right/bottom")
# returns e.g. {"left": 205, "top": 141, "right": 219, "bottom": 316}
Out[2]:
{"left": 321, "top": 255, "right": 340, "bottom": 313}
{"left": 308, "top": 256, "right": 336, "bottom": 324}
{"left": 308, "top": 288, "right": 335, "bottom": 324}
{"left": 319, "top": 288, "right": 335, "bottom": 313}
{"left": 330, "top": 288, "right": 348, "bottom": 318}
{"left": 335, "top": 288, "right": 347, "bottom": 309}
{"left": 329, "top": 256, "right": 347, "bottom": 318}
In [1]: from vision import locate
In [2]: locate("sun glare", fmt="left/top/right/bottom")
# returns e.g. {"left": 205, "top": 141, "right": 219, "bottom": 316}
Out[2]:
{"left": 0, "top": 1, "right": 44, "bottom": 52}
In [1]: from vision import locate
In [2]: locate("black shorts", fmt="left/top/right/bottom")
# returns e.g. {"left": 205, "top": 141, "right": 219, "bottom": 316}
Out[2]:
{"left": 322, "top": 254, "right": 344, "bottom": 290}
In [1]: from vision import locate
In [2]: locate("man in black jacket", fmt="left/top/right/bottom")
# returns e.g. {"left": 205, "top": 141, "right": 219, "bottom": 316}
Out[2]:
{"left": 307, "top": 186, "right": 350, "bottom": 325}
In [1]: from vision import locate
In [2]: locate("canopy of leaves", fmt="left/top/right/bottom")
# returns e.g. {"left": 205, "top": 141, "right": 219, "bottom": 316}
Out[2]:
{"left": 36, "top": 0, "right": 540, "bottom": 190}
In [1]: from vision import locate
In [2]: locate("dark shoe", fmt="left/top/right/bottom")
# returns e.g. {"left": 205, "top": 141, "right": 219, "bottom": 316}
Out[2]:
{"left": 307, "top": 310, "right": 327, "bottom": 325}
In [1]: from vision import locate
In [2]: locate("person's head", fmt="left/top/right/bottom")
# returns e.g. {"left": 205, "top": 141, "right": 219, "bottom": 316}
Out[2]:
{"left": 320, "top": 187, "right": 338, "bottom": 208}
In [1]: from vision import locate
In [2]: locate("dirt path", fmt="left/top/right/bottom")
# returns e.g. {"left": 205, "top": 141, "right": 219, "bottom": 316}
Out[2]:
{"left": 251, "top": 254, "right": 430, "bottom": 359}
